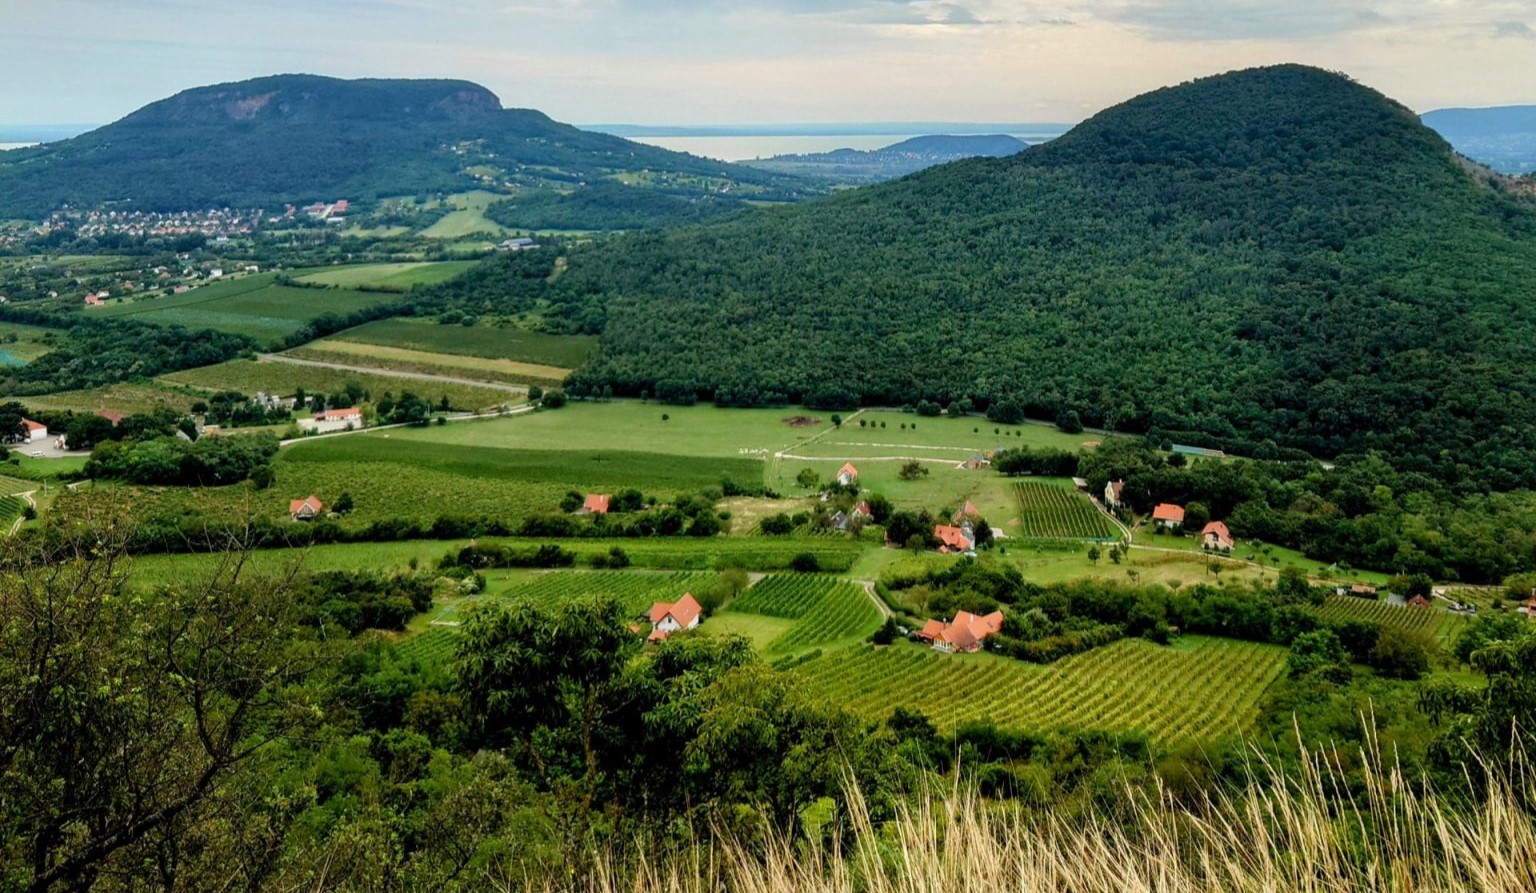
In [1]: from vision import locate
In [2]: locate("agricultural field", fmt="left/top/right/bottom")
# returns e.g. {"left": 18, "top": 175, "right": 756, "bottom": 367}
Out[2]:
{"left": 377, "top": 402, "right": 830, "bottom": 465}
{"left": 286, "top": 341, "right": 569, "bottom": 386}
{"left": 284, "top": 434, "right": 765, "bottom": 498}
{"left": 87, "top": 273, "right": 403, "bottom": 346}
{"left": 1012, "top": 481, "right": 1120, "bottom": 541}
{"left": 1313, "top": 596, "right": 1470, "bottom": 643}
{"left": 0, "top": 493, "right": 29, "bottom": 527}
{"left": 0, "top": 320, "right": 63, "bottom": 365}
{"left": 771, "top": 455, "right": 1019, "bottom": 529}
{"left": 794, "top": 636, "right": 1287, "bottom": 743}
{"left": 420, "top": 191, "right": 511, "bottom": 239}
{"left": 19, "top": 381, "right": 196, "bottom": 416}
{"left": 160, "top": 358, "right": 517, "bottom": 412}
{"left": 395, "top": 627, "right": 459, "bottom": 667}
{"left": 295, "top": 261, "right": 477, "bottom": 289}
{"left": 331, "top": 318, "right": 597, "bottom": 368}
{"left": 722, "top": 574, "right": 883, "bottom": 653}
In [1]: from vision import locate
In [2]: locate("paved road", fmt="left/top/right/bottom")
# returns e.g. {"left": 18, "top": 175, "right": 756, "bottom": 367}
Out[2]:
{"left": 258, "top": 353, "right": 530, "bottom": 394}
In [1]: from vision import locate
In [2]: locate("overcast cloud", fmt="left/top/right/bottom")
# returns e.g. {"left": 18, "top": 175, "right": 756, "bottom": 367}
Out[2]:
{"left": 1, "top": 0, "right": 1532, "bottom": 126}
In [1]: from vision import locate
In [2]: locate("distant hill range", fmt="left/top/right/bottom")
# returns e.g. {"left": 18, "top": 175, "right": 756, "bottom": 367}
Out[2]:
{"left": 480, "top": 64, "right": 1536, "bottom": 483}
{"left": 1422, "top": 105, "right": 1536, "bottom": 174}
{"left": 741, "top": 134, "right": 1034, "bottom": 183}
{"left": 0, "top": 75, "right": 815, "bottom": 219}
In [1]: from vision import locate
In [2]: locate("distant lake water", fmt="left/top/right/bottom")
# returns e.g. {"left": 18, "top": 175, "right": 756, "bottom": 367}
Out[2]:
{"left": 629, "top": 133, "right": 1056, "bottom": 162}
{"left": 0, "top": 142, "right": 35, "bottom": 151}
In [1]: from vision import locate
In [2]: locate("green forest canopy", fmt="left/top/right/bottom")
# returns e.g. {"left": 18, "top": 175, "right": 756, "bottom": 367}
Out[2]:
{"left": 461, "top": 65, "right": 1536, "bottom": 486}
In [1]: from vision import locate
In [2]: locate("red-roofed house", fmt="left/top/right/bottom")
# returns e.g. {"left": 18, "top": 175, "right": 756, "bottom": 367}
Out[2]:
{"left": 19, "top": 418, "right": 47, "bottom": 443}
{"left": 933, "top": 524, "right": 975, "bottom": 554}
{"left": 289, "top": 494, "right": 324, "bottom": 521}
{"left": 84, "top": 293, "right": 103, "bottom": 306}
{"left": 1104, "top": 480, "right": 1125, "bottom": 508}
{"left": 1201, "top": 521, "right": 1234, "bottom": 552}
{"left": 836, "top": 462, "right": 859, "bottom": 486}
{"left": 646, "top": 593, "right": 703, "bottom": 641}
{"left": 916, "top": 610, "right": 1004, "bottom": 653}
{"left": 300, "top": 407, "right": 363, "bottom": 434}
{"left": 580, "top": 494, "right": 611, "bottom": 515}
{"left": 852, "top": 501, "right": 873, "bottom": 522}
{"left": 1152, "top": 503, "right": 1185, "bottom": 529}
{"left": 95, "top": 409, "right": 124, "bottom": 426}
{"left": 952, "top": 501, "right": 981, "bottom": 524}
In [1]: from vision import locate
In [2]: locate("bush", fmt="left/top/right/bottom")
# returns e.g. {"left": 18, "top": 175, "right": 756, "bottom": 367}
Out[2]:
{"left": 789, "top": 552, "right": 821, "bottom": 573}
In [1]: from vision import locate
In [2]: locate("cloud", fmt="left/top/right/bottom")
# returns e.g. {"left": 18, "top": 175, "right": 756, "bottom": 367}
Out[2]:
{"left": 1493, "top": 21, "right": 1534, "bottom": 39}
{"left": 1081, "top": 0, "right": 1390, "bottom": 40}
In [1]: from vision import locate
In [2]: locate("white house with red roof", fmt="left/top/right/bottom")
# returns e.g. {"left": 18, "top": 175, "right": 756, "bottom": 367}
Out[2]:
{"left": 933, "top": 524, "right": 975, "bottom": 554}
{"left": 580, "top": 493, "right": 611, "bottom": 514}
{"left": 1152, "top": 503, "right": 1185, "bottom": 530}
{"left": 1201, "top": 521, "right": 1234, "bottom": 552}
{"left": 299, "top": 407, "right": 363, "bottom": 434}
{"left": 836, "top": 462, "right": 859, "bottom": 486}
{"left": 646, "top": 593, "right": 702, "bottom": 642}
{"left": 917, "top": 609, "right": 1004, "bottom": 653}
{"left": 852, "top": 501, "right": 873, "bottom": 522}
{"left": 18, "top": 418, "right": 47, "bottom": 443}
{"left": 1104, "top": 480, "right": 1125, "bottom": 508}
{"left": 289, "top": 494, "right": 324, "bottom": 521}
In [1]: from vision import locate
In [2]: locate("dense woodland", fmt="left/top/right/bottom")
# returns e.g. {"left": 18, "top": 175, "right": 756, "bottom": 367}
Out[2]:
{"left": 448, "top": 66, "right": 1536, "bottom": 486}
{"left": 485, "top": 182, "right": 749, "bottom": 231}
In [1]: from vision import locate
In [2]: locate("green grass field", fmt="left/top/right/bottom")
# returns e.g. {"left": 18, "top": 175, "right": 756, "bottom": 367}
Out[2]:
{"left": 376, "top": 403, "right": 830, "bottom": 466}
{"left": 795, "top": 636, "right": 1287, "bottom": 743}
{"left": 295, "top": 261, "right": 477, "bottom": 289}
{"left": 287, "top": 342, "right": 569, "bottom": 386}
{"left": 88, "top": 273, "right": 403, "bottom": 346}
{"left": 124, "top": 538, "right": 864, "bottom": 590}
{"left": 331, "top": 318, "right": 597, "bottom": 368}
{"left": 0, "top": 321, "right": 62, "bottom": 365}
{"left": 420, "top": 192, "right": 511, "bottom": 239}
{"left": 1013, "top": 480, "right": 1119, "bottom": 541}
{"left": 161, "top": 359, "right": 517, "bottom": 412}
{"left": 800, "top": 412, "right": 1106, "bottom": 459}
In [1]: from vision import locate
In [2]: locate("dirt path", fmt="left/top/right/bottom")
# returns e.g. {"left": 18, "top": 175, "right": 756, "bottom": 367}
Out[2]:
{"left": 258, "top": 353, "right": 530, "bottom": 394}
{"left": 855, "top": 579, "right": 893, "bottom": 619}
{"left": 7, "top": 490, "right": 36, "bottom": 536}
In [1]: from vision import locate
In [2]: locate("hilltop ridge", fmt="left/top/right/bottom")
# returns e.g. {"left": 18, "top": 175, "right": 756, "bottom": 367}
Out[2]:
{"left": 0, "top": 74, "right": 811, "bottom": 215}
{"left": 476, "top": 64, "right": 1536, "bottom": 482}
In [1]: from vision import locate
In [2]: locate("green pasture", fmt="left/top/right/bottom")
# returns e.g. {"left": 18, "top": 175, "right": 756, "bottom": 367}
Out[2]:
{"left": 420, "top": 191, "right": 511, "bottom": 239}
{"left": 88, "top": 273, "right": 402, "bottom": 345}
{"left": 296, "top": 261, "right": 477, "bottom": 289}
{"left": 332, "top": 317, "right": 597, "bottom": 368}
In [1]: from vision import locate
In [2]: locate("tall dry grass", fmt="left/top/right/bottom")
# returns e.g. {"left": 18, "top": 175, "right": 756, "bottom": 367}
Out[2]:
{"left": 559, "top": 734, "right": 1535, "bottom": 893}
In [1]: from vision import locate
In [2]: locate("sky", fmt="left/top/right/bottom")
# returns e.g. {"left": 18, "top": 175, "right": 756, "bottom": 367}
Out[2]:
{"left": 1, "top": 0, "right": 1533, "bottom": 127}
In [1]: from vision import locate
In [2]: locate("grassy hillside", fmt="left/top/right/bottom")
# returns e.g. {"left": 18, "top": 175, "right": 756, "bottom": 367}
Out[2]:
{"left": 490, "top": 65, "right": 1536, "bottom": 485}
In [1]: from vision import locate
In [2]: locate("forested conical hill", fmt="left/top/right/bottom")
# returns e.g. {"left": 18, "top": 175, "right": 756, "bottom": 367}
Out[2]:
{"left": 0, "top": 75, "right": 808, "bottom": 215}
{"left": 519, "top": 64, "right": 1536, "bottom": 484}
